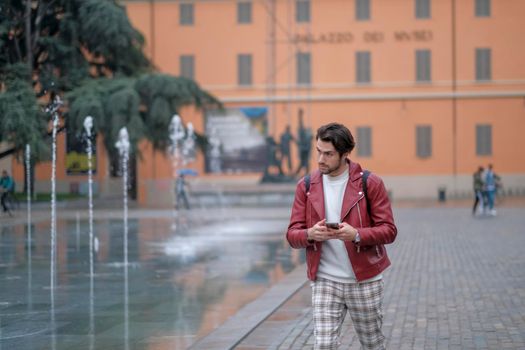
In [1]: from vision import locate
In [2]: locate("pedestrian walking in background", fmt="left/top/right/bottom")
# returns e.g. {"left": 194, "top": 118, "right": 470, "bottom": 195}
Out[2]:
{"left": 175, "top": 173, "right": 191, "bottom": 210}
{"left": 295, "top": 109, "right": 313, "bottom": 177}
{"left": 472, "top": 166, "right": 485, "bottom": 216}
{"left": 286, "top": 123, "right": 397, "bottom": 350}
{"left": 279, "top": 125, "right": 295, "bottom": 174}
{"left": 0, "top": 170, "right": 15, "bottom": 214}
{"left": 494, "top": 172, "right": 503, "bottom": 204}
{"left": 484, "top": 164, "right": 497, "bottom": 216}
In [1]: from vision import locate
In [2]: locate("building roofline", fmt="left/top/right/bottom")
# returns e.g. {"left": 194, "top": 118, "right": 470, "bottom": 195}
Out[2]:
{"left": 218, "top": 90, "right": 525, "bottom": 103}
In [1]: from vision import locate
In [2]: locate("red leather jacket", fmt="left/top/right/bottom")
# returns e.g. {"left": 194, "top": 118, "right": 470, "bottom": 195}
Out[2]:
{"left": 286, "top": 161, "right": 397, "bottom": 282}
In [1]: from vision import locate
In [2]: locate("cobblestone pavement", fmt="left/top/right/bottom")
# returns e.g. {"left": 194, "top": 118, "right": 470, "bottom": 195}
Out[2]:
{"left": 238, "top": 206, "right": 525, "bottom": 349}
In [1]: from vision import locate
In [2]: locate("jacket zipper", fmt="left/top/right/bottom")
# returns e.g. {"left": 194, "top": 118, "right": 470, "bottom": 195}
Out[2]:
{"left": 354, "top": 196, "right": 381, "bottom": 258}
{"left": 339, "top": 194, "right": 364, "bottom": 253}
{"left": 307, "top": 192, "right": 317, "bottom": 251}
{"left": 342, "top": 194, "right": 364, "bottom": 221}
{"left": 356, "top": 201, "right": 363, "bottom": 253}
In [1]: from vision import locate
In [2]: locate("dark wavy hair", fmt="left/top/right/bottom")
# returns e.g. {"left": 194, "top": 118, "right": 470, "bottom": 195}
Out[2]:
{"left": 316, "top": 123, "right": 355, "bottom": 156}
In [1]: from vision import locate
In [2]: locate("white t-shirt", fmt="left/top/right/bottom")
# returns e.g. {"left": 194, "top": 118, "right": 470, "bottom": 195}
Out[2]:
{"left": 317, "top": 170, "right": 382, "bottom": 284}
{"left": 317, "top": 170, "right": 357, "bottom": 283}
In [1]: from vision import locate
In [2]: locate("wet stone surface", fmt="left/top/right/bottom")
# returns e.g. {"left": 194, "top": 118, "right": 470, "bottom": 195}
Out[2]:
{"left": 2, "top": 204, "right": 525, "bottom": 349}
{"left": 0, "top": 214, "right": 303, "bottom": 349}
{"left": 239, "top": 206, "right": 525, "bottom": 350}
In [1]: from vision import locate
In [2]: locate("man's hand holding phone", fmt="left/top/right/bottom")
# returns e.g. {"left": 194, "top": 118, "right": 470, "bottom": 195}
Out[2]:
{"left": 331, "top": 222, "right": 358, "bottom": 242}
{"left": 307, "top": 219, "right": 337, "bottom": 242}
{"left": 325, "top": 222, "right": 340, "bottom": 230}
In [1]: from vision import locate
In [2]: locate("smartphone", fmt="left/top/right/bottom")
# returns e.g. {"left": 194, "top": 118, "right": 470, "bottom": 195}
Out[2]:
{"left": 326, "top": 222, "right": 340, "bottom": 229}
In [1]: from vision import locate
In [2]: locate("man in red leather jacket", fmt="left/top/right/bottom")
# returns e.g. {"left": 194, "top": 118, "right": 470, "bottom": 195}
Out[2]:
{"left": 287, "top": 123, "right": 397, "bottom": 350}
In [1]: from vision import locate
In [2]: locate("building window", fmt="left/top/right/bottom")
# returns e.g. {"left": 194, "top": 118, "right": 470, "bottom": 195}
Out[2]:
{"left": 475, "top": 0, "right": 490, "bottom": 17}
{"left": 416, "top": 49, "right": 431, "bottom": 82}
{"left": 476, "top": 48, "right": 491, "bottom": 81}
{"left": 237, "top": 2, "right": 252, "bottom": 24}
{"left": 297, "top": 52, "right": 311, "bottom": 85}
{"left": 357, "top": 127, "right": 372, "bottom": 157}
{"left": 356, "top": 0, "right": 370, "bottom": 21}
{"left": 416, "top": 125, "right": 432, "bottom": 158}
{"left": 356, "top": 51, "right": 371, "bottom": 84}
{"left": 180, "top": 3, "right": 194, "bottom": 25}
{"left": 238, "top": 54, "right": 252, "bottom": 86}
{"left": 416, "top": 0, "right": 430, "bottom": 19}
{"left": 296, "top": 0, "right": 310, "bottom": 23}
{"left": 180, "top": 55, "right": 194, "bottom": 80}
{"left": 476, "top": 124, "right": 492, "bottom": 156}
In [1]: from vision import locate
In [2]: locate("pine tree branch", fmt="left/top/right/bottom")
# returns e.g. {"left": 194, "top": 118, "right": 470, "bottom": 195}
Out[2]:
{"left": 0, "top": 148, "right": 16, "bottom": 159}
{"left": 0, "top": 125, "right": 66, "bottom": 160}
{"left": 13, "top": 36, "right": 23, "bottom": 62}
{"left": 32, "top": 0, "right": 52, "bottom": 52}
{"left": 25, "top": 0, "right": 33, "bottom": 73}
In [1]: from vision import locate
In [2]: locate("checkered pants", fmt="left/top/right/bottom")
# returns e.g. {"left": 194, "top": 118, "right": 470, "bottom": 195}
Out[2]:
{"left": 311, "top": 278, "right": 385, "bottom": 350}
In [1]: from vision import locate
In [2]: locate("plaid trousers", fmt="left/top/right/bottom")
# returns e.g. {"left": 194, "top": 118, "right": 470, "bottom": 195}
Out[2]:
{"left": 311, "top": 278, "right": 385, "bottom": 350}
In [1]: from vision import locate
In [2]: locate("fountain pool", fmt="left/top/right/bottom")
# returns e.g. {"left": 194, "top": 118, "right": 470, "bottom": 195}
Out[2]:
{"left": 0, "top": 214, "right": 303, "bottom": 349}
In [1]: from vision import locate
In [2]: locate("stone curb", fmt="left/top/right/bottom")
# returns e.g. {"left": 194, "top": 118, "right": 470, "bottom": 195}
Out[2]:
{"left": 189, "top": 264, "right": 308, "bottom": 350}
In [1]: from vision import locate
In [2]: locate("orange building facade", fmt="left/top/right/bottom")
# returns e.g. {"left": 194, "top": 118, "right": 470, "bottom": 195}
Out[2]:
{"left": 11, "top": 0, "right": 525, "bottom": 204}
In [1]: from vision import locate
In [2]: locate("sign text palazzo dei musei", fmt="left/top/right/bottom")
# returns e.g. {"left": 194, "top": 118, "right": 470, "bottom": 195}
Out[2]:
{"left": 292, "top": 30, "right": 434, "bottom": 44}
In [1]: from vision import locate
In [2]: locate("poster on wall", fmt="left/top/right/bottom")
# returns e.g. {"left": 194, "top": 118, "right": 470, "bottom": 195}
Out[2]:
{"left": 205, "top": 107, "right": 268, "bottom": 174}
{"left": 66, "top": 128, "right": 97, "bottom": 175}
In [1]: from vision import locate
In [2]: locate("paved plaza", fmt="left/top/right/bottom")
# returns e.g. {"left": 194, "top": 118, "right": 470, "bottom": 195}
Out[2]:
{"left": 238, "top": 204, "right": 525, "bottom": 349}
{"left": 1, "top": 199, "right": 524, "bottom": 349}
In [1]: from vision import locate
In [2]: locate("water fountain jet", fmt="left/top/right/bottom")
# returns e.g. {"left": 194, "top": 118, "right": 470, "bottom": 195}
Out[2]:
{"left": 115, "top": 127, "right": 131, "bottom": 350}
{"left": 25, "top": 144, "right": 33, "bottom": 311}
{"left": 84, "top": 116, "right": 96, "bottom": 350}
{"left": 45, "top": 93, "right": 62, "bottom": 350}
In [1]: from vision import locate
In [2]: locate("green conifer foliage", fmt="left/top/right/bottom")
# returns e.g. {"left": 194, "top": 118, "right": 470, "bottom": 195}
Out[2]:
{"left": 1, "top": 0, "right": 220, "bottom": 166}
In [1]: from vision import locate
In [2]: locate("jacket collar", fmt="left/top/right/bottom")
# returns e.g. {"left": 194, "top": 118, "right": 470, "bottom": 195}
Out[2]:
{"left": 308, "top": 160, "right": 364, "bottom": 221}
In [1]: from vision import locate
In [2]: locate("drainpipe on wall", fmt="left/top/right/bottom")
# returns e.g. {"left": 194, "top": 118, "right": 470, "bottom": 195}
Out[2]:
{"left": 451, "top": 0, "right": 458, "bottom": 197}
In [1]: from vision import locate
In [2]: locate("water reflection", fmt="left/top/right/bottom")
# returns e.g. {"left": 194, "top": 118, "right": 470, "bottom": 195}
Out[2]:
{"left": 0, "top": 216, "right": 304, "bottom": 349}
{"left": 124, "top": 253, "right": 129, "bottom": 350}
{"left": 25, "top": 224, "right": 34, "bottom": 313}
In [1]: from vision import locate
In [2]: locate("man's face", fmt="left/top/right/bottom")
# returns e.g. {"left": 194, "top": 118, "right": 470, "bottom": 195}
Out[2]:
{"left": 316, "top": 139, "right": 348, "bottom": 176}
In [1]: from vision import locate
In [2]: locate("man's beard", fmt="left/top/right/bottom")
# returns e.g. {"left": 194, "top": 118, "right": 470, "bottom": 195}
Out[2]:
{"left": 319, "top": 157, "right": 346, "bottom": 175}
